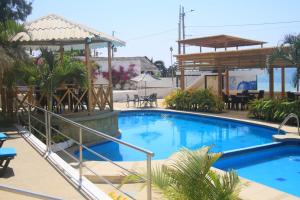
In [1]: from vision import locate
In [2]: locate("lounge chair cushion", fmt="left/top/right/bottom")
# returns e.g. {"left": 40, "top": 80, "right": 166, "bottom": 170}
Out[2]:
{"left": 0, "top": 133, "right": 7, "bottom": 140}
{"left": 0, "top": 148, "right": 16, "bottom": 157}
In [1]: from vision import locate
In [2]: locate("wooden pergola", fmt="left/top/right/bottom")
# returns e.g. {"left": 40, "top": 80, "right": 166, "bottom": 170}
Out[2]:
{"left": 12, "top": 14, "right": 126, "bottom": 113}
{"left": 175, "top": 35, "right": 294, "bottom": 98}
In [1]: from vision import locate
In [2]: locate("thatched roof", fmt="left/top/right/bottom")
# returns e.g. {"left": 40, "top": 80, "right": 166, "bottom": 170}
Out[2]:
{"left": 13, "top": 14, "right": 126, "bottom": 50}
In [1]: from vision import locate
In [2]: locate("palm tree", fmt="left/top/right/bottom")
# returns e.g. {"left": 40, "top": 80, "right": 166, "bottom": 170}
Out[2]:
{"left": 124, "top": 147, "right": 240, "bottom": 200}
{"left": 270, "top": 34, "right": 300, "bottom": 89}
{"left": 15, "top": 49, "right": 87, "bottom": 111}
{"left": 0, "top": 20, "right": 29, "bottom": 114}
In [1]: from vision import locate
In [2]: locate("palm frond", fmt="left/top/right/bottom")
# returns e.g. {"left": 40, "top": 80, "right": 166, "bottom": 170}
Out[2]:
{"left": 121, "top": 147, "right": 240, "bottom": 200}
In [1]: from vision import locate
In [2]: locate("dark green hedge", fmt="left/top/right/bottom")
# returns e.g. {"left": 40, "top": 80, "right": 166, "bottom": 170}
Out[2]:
{"left": 248, "top": 99, "right": 300, "bottom": 124}
{"left": 164, "top": 89, "right": 224, "bottom": 113}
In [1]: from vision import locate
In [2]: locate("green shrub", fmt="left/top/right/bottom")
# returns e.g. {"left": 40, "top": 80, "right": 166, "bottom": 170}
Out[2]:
{"left": 164, "top": 89, "right": 224, "bottom": 113}
{"left": 248, "top": 99, "right": 300, "bottom": 124}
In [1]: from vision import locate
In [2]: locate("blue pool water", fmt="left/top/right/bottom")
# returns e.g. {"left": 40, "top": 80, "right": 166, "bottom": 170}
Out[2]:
{"left": 215, "top": 143, "right": 300, "bottom": 197}
{"left": 78, "top": 110, "right": 277, "bottom": 161}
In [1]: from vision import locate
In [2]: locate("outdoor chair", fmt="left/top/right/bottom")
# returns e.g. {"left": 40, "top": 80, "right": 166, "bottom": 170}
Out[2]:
{"left": 126, "top": 94, "right": 140, "bottom": 107}
{"left": 133, "top": 95, "right": 140, "bottom": 107}
{"left": 222, "top": 92, "right": 230, "bottom": 109}
{"left": 286, "top": 92, "right": 296, "bottom": 101}
{"left": 230, "top": 95, "right": 240, "bottom": 110}
{"left": 240, "top": 96, "right": 249, "bottom": 110}
{"left": 0, "top": 147, "right": 16, "bottom": 176}
{"left": 258, "top": 90, "right": 264, "bottom": 100}
{"left": 0, "top": 133, "right": 7, "bottom": 147}
{"left": 149, "top": 93, "right": 158, "bottom": 107}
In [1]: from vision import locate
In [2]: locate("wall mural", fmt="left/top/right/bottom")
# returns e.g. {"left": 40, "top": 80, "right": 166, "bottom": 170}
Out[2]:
{"left": 229, "top": 75, "right": 257, "bottom": 90}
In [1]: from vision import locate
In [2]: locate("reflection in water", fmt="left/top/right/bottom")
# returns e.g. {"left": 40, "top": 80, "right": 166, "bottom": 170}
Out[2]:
{"left": 78, "top": 111, "right": 276, "bottom": 161}
{"left": 139, "top": 131, "right": 162, "bottom": 143}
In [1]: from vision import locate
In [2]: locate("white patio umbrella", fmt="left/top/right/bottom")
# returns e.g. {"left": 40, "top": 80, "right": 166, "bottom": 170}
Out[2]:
{"left": 131, "top": 73, "right": 160, "bottom": 96}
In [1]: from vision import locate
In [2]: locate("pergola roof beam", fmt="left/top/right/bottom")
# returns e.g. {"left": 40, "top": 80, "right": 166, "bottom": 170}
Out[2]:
{"left": 178, "top": 34, "right": 266, "bottom": 48}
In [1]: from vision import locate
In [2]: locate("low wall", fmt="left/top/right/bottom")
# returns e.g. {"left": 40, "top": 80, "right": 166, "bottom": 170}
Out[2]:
{"left": 55, "top": 111, "right": 120, "bottom": 145}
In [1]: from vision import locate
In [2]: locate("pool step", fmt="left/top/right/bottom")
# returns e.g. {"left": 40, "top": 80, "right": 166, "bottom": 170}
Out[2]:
{"left": 273, "top": 133, "right": 300, "bottom": 142}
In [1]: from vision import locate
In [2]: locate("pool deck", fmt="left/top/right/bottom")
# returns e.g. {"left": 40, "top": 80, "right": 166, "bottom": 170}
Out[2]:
{"left": 83, "top": 152, "right": 300, "bottom": 200}
{"left": 0, "top": 128, "right": 87, "bottom": 200}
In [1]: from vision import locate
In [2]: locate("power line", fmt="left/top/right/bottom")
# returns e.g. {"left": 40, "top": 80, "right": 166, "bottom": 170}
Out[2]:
{"left": 187, "top": 25, "right": 299, "bottom": 36}
{"left": 126, "top": 28, "right": 177, "bottom": 41}
{"left": 125, "top": 20, "right": 300, "bottom": 42}
{"left": 187, "top": 20, "right": 300, "bottom": 28}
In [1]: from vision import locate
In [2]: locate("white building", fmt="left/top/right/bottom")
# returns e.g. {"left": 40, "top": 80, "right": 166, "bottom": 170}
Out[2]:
{"left": 83, "top": 56, "right": 160, "bottom": 89}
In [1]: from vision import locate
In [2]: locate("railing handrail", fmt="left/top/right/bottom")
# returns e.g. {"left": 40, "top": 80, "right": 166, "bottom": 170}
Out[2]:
{"left": 24, "top": 102, "right": 154, "bottom": 200}
{"left": 278, "top": 113, "right": 300, "bottom": 135}
{"left": 26, "top": 102, "right": 154, "bottom": 156}
{"left": 0, "top": 184, "right": 62, "bottom": 200}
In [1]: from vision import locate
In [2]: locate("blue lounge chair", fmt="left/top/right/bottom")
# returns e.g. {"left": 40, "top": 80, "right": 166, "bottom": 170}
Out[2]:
{"left": 0, "top": 147, "right": 16, "bottom": 176}
{"left": 0, "top": 133, "right": 7, "bottom": 147}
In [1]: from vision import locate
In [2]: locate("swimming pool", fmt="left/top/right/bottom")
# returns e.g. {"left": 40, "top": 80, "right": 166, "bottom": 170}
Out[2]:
{"left": 78, "top": 110, "right": 278, "bottom": 161}
{"left": 215, "top": 142, "right": 300, "bottom": 197}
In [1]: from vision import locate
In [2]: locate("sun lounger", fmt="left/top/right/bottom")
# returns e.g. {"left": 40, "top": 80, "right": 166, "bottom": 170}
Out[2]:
{"left": 0, "top": 147, "right": 16, "bottom": 176}
{"left": 0, "top": 133, "right": 7, "bottom": 147}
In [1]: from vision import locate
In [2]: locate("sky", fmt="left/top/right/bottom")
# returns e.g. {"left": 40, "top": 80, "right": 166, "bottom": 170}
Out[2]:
{"left": 27, "top": 0, "right": 300, "bottom": 67}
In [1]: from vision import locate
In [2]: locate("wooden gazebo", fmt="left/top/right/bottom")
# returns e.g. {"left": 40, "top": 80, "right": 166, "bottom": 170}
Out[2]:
{"left": 175, "top": 35, "right": 294, "bottom": 98}
{"left": 12, "top": 14, "right": 125, "bottom": 113}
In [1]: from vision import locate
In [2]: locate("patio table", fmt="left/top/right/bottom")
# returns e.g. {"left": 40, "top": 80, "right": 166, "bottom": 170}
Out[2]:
{"left": 229, "top": 95, "right": 249, "bottom": 110}
{"left": 139, "top": 95, "right": 150, "bottom": 107}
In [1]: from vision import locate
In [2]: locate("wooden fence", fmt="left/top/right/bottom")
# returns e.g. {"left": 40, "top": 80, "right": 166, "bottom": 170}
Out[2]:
{"left": 1, "top": 84, "right": 112, "bottom": 114}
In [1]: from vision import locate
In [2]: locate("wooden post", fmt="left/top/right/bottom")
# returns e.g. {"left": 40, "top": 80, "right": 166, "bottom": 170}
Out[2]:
{"left": 217, "top": 68, "right": 222, "bottom": 97}
{"left": 269, "top": 66, "right": 274, "bottom": 98}
{"left": 225, "top": 69, "right": 229, "bottom": 95}
{"left": 179, "top": 61, "right": 185, "bottom": 90}
{"left": 281, "top": 66, "right": 285, "bottom": 98}
{"left": 59, "top": 45, "right": 64, "bottom": 66}
{"left": 85, "top": 43, "right": 92, "bottom": 114}
{"left": 107, "top": 42, "right": 113, "bottom": 110}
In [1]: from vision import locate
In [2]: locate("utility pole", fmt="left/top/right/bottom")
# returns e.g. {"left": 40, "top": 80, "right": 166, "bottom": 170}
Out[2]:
{"left": 182, "top": 6, "right": 186, "bottom": 54}
{"left": 178, "top": 5, "right": 181, "bottom": 55}
{"left": 112, "top": 31, "right": 115, "bottom": 58}
{"left": 170, "top": 46, "right": 174, "bottom": 87}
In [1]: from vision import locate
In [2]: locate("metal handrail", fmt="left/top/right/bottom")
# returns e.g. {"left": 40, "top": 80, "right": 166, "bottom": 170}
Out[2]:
{"left": 0, "top": 184, "right": 62, "bottom": 200}
{"left": 277, "top": 113, "right": 300, "bottom": 135}
{"left": 25, "top": 103, "right": 154, "bottom": 200}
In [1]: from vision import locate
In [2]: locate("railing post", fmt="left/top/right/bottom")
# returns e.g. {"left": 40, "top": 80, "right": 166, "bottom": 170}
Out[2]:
{"left": 47, "top": 112, "right": 52, "bottom": 152}
{"left": 147, "top": 154, "right": 152, "bottom": 200}
{"left": 28, "top": 104, "right": 31, "bottom": 134}
{"left": 44, "top": 110, "right": 49, "bottom": 151}
{"left": 79, "top": 127, "right": 83, "bottom": 186}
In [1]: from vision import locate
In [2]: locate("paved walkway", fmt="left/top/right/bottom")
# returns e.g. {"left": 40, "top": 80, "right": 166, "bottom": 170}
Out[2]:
{"left": 115, "top": 99, "right": 248, "bottom": 117}
{"left": 0, "top": 129, "right": 86, "bottom": 200}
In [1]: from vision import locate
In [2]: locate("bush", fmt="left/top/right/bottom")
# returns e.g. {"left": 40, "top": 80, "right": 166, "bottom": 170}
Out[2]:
{"left": 248, "top": 99, "right": 300, "bottom": 124}
{"left": 164, "top": 89, "right": 224, "bottom": 113}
